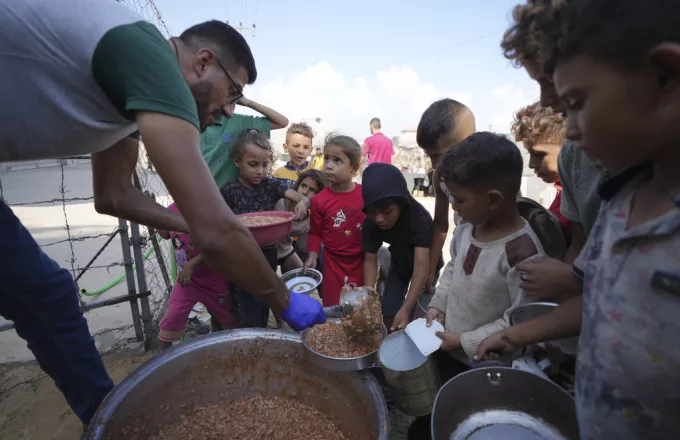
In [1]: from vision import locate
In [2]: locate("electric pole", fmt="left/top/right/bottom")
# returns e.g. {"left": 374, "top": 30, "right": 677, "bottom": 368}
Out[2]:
{"left": 227, "top": 21, "right": 256, "bottom": 37}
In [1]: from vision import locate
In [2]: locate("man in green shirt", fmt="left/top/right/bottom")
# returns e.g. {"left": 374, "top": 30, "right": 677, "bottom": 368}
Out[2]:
{"left": 0, "top": 0, "right": 324, "bottom": 425}
{"left": 201, "top": 99, "right": 288, "bottom": 188}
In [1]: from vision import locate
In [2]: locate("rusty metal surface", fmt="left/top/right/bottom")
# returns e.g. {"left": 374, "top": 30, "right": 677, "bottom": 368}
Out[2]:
{"left": 84, "top": 329, "right": 390, "bottom": 440}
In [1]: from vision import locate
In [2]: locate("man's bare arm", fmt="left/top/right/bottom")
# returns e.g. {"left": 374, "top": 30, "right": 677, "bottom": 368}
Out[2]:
{"left": 92, "top": 137, "right": 188, "bottom": 233}
{"left": 238, "top": 97, "right": 289, "bottom": 130}
{"left": 138, "top": 112, "right": 290, "bottom": 312}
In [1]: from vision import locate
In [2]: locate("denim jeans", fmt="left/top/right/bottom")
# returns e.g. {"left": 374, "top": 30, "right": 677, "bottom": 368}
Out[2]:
{"left": 0, "top": 200, "right": 113, "bottom": 423}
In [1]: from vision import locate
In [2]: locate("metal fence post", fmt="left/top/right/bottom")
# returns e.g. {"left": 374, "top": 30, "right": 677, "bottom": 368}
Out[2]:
{"left": 118, "top": 219, "right": 144, "bottom": 342}
{"left": 130, "top": 221, "right": 157, "bottom": 350}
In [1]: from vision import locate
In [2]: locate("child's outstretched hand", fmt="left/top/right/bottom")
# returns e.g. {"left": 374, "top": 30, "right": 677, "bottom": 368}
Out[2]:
{"left": 435, "top": 331, "right": 461, "bottom": 351}
{"left": 391, "top": 306, "right": 412, "bottom": 331}
{"left": 293, "top": 200, "right": 309, "bottom": 221}
{"left": 303, "top": 251, "right": 319, "bottom": 270}
{"left": 176, "top": 260, "right": 197, "bottom": 287}
{"left": 425, "top": 307, "right": 445, "bottom": 327}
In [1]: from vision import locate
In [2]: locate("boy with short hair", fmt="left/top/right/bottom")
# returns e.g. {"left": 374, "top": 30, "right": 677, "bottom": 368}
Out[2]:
{"left": 511, "top": 102, "right": 571, "bottom": 233}
{"left": 361, "top": 163, "right": 443, "bottom": 331}
{"left": 478, "top": 1, "right": 680, "bottom": 438}
{"left": 416, "top": 99, "right": 476, "bottom": 292}
{"left": 311, "top": 147, "right": 324, "bottom": 170}
{"left": 427, "top": 132, "right": 546, "bottom": 363}
{"left": 274, "top": 122, "right": 314, "bottom": 186}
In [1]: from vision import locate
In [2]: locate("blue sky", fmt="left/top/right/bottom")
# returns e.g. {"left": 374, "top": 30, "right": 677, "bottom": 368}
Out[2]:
{"left": 152, "top": 0, "right": 539, "bottom": 138}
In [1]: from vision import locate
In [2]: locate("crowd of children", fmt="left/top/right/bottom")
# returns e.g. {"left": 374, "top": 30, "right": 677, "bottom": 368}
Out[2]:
{"left": 152, "top": 1, "right": 680, "bottom": 438}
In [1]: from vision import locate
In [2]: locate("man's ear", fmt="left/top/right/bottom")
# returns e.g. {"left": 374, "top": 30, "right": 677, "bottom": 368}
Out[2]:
{"left": 193, "top": 48, "right": 216, "bottom": 79}
{"left": 283, "top": 143, "right": 288, "bottom": 152}
{"left": 649, "top": 43, "right": 680, "bottom": 100}
{"left": 488, "top": 189, "right": 505, "bottom": 209}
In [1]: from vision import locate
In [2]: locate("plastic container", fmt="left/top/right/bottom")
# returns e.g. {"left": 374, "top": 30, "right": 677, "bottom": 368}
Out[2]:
{"left": 237, "top": 211, "right": 294, "bottom": 247}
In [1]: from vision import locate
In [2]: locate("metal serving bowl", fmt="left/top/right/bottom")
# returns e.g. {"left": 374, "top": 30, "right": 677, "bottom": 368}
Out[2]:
{"left": 510, "top": 302, "right": 579, "bottom": 356}
{"left": 432, "top": 367, "right": 578, "bottom": 440}
{"left": 84, "top": 329, "right": 389, "bottom": 440}
{"left": 281, "top": 268, "right": 323, "bottom": 295}
{"left": 300, "top": 319, "right": 388, "bottom": 372}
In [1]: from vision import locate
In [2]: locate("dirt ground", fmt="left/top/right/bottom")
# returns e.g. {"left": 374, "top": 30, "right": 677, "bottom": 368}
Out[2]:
{"left": 0, "top": 345, "right": 412, "bottom": 440}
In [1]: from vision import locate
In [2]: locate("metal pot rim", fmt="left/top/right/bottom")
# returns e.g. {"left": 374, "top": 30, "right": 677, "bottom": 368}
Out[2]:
{"left": 86, "top": 330, "right": 390, "bottom": 439}
{"left": 431, "top": 366, "right": 575, "bottom": 437}
{"left": 300, "top": 319, "right": 387, "bottom": 361}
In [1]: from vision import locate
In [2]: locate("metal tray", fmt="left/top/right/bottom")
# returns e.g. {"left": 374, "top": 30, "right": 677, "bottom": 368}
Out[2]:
{"left": 300, "top": 319, "right": 387, "bottom": 372}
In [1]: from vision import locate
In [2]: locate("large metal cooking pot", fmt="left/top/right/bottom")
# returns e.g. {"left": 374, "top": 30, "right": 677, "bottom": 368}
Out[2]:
{"left": 84, "top": 330, "right": 390, "bottom": 440}
{"left": 431, "top": 367, "right": 578, "bottom": 440}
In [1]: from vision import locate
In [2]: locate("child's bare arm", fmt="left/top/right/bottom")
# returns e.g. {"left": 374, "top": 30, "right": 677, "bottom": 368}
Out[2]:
{"left": 363, "top": 252, "right": 379, "bottom": 288}
{"left": 237, "top": 97, "right": 289, "bottom": 130}
{"left": 428, "top": 170, "right": 449, "bottom": 291}
{"left": 284, "top": 189, "right": 310, "bottom": 221}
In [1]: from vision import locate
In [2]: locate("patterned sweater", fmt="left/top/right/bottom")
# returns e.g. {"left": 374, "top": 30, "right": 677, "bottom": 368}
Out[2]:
{"left": 429, "top": 220, "right": 545, "bottom": 361}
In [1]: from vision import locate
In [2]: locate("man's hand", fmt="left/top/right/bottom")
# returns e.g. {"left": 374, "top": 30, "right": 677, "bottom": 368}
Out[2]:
{"left": 516, "top": 257, "right": 581, "bottom": 300}
{"left": 280, "top": 292, "right": 325, "bottom": 331}
{"left": 435, "top": 331, "right": 461, "bottom": 351}
{"left": 473, "top": 331, "right": 519, "bottom": 361}
{"left": 304, "top": 251, "right": 319, "bottom": 270}
{"left": 426, "top": 307, "right": 445, "bottom": 327}
{"left": 391, "top": 306, "right": 412, "bottom": 331}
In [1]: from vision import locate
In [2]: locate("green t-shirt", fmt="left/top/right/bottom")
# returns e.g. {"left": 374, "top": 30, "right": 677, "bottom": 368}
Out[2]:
{"left": 200, "top": 115, "right": 272, "bottom": 188}
{"left": 1, "top": 0, "right": 198, "bottom": 162}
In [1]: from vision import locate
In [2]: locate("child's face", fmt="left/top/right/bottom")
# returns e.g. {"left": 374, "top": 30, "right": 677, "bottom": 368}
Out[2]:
{"left": 525, "top": 143, "right": 561, "bottom": 184}
{"left": 297, "top": 177, "right": 321, "bottom": 201}
{"left": 444, "top": 181, "right": 495, "bottom": 225}
{"left": 366, "top": 203, "right": 401, "bottom": 230}
{"left": 553, "top": 53, "right": 674, "bottom": 171}
{"left": 323, "top": 146, "right": 357, "bottom": 185}
{"left": 284, "top": 134, "right": 312, "bottom": 168}
{"left": 525, "top": 62, "right": 566, "bottom": 115}
{"left": 235, "top": 143, "right": 270, "bottom": 186}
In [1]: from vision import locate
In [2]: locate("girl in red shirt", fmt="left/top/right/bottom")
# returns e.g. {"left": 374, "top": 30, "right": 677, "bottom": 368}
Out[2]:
{"left": 304, "top": 135, "right": 365, "bottom": 306}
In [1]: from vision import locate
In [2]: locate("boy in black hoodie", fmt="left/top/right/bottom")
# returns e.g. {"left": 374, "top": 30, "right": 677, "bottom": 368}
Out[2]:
{"left": 362, "top": 163, "right": 443, "bottom": 331}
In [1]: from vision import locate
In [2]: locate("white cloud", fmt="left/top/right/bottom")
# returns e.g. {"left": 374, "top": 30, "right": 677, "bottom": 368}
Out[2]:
{"left": 245, "top": 61, "right": 538, "bottom": 141}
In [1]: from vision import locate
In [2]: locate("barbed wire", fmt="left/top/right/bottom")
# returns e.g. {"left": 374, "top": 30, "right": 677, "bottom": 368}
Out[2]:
{"left": 120, "top": 0, "right": 171, "bottom": 36}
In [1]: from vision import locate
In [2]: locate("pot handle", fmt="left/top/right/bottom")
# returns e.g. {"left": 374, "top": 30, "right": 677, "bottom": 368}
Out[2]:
{"left": 469, "top": 358, "right": 509, "bottom": 369}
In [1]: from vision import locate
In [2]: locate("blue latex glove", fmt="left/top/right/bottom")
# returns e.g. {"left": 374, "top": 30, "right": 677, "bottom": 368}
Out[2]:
{"left": 280, "top": 292, "right": 326, "bottom": 331}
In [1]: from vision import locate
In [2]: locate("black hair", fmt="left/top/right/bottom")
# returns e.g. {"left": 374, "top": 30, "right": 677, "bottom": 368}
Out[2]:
{"left": 370, "top": 118, "right": 381, "bottom": 129}
{"left": 541, "top": 0, "right": 680, "bottom": 74}
{"left": 324, "top": 133, "right": 362, "bottom": 167}
{"left": 366, "top": 196, "right": 407, "bottom": 212}
{"left": 180, "top": 20, "right": 257, "bottom": 84}
{"left": 230, "top": 128, "right": 273, "bottom": 162}
{"left": 417, "top": 99, "right": 473, "bottom": 149}
{"left": 437, "top": 132, "right": 523, "bottom": 196}
{"left": 285, "top": 169, "right": 326, "bottom": 211}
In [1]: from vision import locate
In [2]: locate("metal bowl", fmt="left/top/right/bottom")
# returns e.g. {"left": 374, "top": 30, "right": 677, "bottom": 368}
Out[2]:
{"left": 510, "top": 302, "right": 579, "bottom": 356}
{"left": 432, "top": 367, "right": 578, "bottom": 440}
{"left": 84, "top": 329, "right": 389, "bottom": 440}
{"left": 300, "top": 319, "right": 388, "bottom": 372}
{"left": 281, "top": 268, "right": 323, "bottom": 295}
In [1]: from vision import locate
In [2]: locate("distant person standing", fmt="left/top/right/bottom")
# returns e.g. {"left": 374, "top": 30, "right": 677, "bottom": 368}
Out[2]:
{"left": 362, "top": 117, "right": 395, "bottom": 166}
